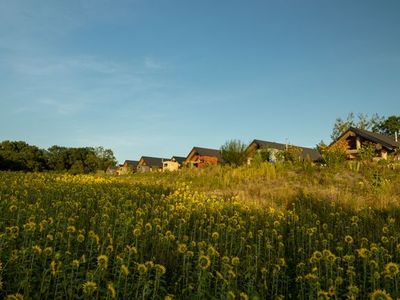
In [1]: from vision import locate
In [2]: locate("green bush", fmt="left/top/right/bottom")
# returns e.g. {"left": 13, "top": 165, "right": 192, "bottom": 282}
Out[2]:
{"left": 220, "top": 139, "right": 248, "bottom": 166}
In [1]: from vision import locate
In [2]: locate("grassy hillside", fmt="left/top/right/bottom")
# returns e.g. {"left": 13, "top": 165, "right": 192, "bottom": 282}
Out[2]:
{"left": 122, "top": 161, "right": 400, "bottom": 210}
{"left": 0, "top": 163, "right": 399, "bottom": 299}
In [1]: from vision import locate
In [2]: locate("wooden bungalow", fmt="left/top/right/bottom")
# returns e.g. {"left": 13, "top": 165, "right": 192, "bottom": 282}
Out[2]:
{"left": 137, "top": 156, "right": 168, "bottom": 173}
{"left": 184, "top": 147, "right": 222, "bottom": 168}
{"left": 329, "top": 127, "right": 399, "bottom": 160}
{"left": 162, "top": 156, "right": 186, "bottom": 172}
{"left": 118, "top": 160, "right": 139, "bottom": 175}
{"left": 246, "top": 139, "right": 322, "bottom": 163}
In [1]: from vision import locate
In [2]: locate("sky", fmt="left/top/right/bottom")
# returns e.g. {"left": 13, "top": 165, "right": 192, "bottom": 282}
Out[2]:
{"left": 0, "top": 0, "right": 399, "bottom": 163}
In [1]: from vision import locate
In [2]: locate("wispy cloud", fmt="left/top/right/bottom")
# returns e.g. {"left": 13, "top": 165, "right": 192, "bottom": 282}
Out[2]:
{"left": 6, "top": 53, "right": 172, "bottom": 78}
{"left": 8, "top": 56, "right": 120, "bottom": 76}
{"left": 144, "top": 57, "right": 164, "bottom": 70}
{"left": 4, "top": 53, "right": 173, "bottom": 118}
{"left": 38, "top": 98, "right": 85, "bottom": 115}
{"left": 13, "top": 96, "right": 86, "bottom": 116}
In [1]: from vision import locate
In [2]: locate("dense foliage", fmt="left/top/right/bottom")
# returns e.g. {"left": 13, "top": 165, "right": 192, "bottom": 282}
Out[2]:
{"left": 0, "top": 141, "right": 116, "bottom": 173}
{"left": 0, "top": 141, "right": 47, "bottom": 172}
{"left": 220, "top": 140, "right": 248, "bottom": 166}
{"left": 1, "top": 164, "right": 400, "bottom": 299}
{"left": 379, "top": 116, "right": 400, "bottom": 136}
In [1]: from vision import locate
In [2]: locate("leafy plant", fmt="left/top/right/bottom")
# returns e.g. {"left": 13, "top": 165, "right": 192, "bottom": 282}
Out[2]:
{"left": 358, "top": 142, "right": 376, "bottom": 162}
{"left": 220, "top": 139, "right": 248, "bottom": 166}
{"left": 318, "top": 140, "right": 347, "bottom": 167}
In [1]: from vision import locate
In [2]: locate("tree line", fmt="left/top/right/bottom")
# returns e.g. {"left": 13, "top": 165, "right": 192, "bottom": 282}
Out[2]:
{"left": 1, "top": 114, "right": 398, "bottom": 172}
{"left": 0, "top": 141, "right": 116, "bottom": 173}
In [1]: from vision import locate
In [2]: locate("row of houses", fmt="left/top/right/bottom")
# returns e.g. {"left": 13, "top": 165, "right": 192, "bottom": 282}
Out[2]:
{"left": 108, "top": 127, "right": 400, "bottom": 174}
{"left": 108, "top": 147, "right": 223, "bottom": 174}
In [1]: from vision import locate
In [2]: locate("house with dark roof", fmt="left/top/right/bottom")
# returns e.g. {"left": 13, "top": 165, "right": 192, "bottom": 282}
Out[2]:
{"left": 118, "top": 160, "right": 139, "bottom": 175}
{"left": 137, "top": 156, "right": 168, "bottom": 173}
{"left": 162, "top": 156, "right": 186, "bottom": 172}
{"left": 246, "top": 139, "right": 322, "bottom": 163}
{"left": 171, "top": 156, "right": 186, "bottom": 165}
{"left": 329, "top": 127, "right": 399, "bottom": 160}
{"left": 184, "top": 147, "right": 222, "bottom": 168}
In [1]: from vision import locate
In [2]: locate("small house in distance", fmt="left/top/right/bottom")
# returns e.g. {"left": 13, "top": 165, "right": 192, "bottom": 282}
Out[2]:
{"left": 246, "top": 139, "right": 322, "bottom": 163}
{"left": 118, "top": 160, "right": 139, "bottom": 175}
{"left": 106, "top": 165, "right": 119, "bottom": 175}
{"left": 137, "top": 156, "right": 168, "bottom": 173}
{"left": 329, "top": 127, "right": 399, "bottom": 160}
{"left": 163, "top": 156, "right": 186, "bottom": 172}
{"left": 184, "top": 147, "right": 222, "bottom": 168}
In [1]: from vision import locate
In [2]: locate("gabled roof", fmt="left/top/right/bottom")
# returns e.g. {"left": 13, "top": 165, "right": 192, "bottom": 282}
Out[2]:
{"left": 249, "top": 139, "right": 322, "bottom": 161}
{"left": 171, "top": 156, "right": 186, "bottom": 165}
{"left": 124, "top": 160, "right": 139, "bottom": 168}
{"left": 335, "top": 127, "right": 400, "bottom": 150}
{"left": 251, "top": 140, "right": 287, "bottom": 151}
{"left": 139, "top": 156, "right": 168, "bottom": 168}
{"left": 186, "top": 147, "right": 222, "bottom": 161}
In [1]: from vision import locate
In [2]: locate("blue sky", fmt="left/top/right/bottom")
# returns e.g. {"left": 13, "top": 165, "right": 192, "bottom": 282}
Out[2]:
{"left": 0, "top": 0, "right": 399, "bottom": 163}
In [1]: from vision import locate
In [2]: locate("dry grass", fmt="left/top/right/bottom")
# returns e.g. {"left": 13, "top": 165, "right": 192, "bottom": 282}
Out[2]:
{"left": 119, "top": 161, "right": 400, "bottom": 210}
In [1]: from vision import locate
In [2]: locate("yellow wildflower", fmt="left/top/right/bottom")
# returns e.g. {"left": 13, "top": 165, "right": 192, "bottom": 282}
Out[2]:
{"left": 97, "top": 255, "right": 109, "bottom": 269}
{"left": 231, "top": 256, "right": 240, "bottom": 266}
{"left": 32, "top": 245, "right": 42, "bottom": 255}
{"left": 67, "top": 225, "right": 76, "bottom": 233}
{"left": 121, "top": 264, "right": 129, "bottom": 276}
{"left": 137, "top": 263, "right": 148, "bottom": 275}
{"left": 370, "top": 289, "right": 392, "bottom": 300}
{"left": 198, "top": 255, "right": 211, "bottom": 270}
{"left": 211, "top": 232, "right": 219, "bottom": 240}
{"left": 82, "top": 280, "right": 97, "bottom": 295}
{"left": 384, "top": 262, "right": 399, "bottom": 277}
{"left": 107, "top": 282, "right": 116, "bottom": 299}
{"left": 72, "top": 259, "right": 80, "bottom": 268}
{"left": 5, "top": 293, "right": 24, "bottom": 300}
{"left": 239, "top": 292, "right": 249, "bottom": 300}
{"left": 77, "top": 234, "right": 85, "bottom": 243}
{"left": 177, "top": 243, "right": 187, "bottom": 254}
{"left": 155, "top": 264, "right": 166, "bottom": 276}
{"left": 344, "top": 235, "right": 354, "bottom": 244}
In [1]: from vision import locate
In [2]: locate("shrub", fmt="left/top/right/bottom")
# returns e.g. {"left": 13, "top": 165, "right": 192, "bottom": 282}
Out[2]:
{"left": 318, "top": 140, "right": 347, "bottom": 167}
{"left": 220, "top": 140, "right": 248, "bottom": 166}
{"left": 358, "top": 142, "right": 376, "bottom": 162}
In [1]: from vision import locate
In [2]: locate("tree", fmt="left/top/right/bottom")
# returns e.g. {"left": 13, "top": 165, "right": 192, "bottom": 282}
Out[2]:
{"left": 220, "top": 140, "right": 248, "bottom": 166}
{"left": 370, "top": 114, "right": 386, "bottom": 133}
{"left": 46, "top": 146, "right": 116, "bottom": 173}
{"left": 331, "top": 113, "right": 356, "bottom": 141}
{"left": 332, "top": 113, "right": 400, "bottom": 140}
{"left": 70, "top": 160, "right": 86, "bottom": 175}
{"left": 47, "top": 146, "right": 69, "bottom": 171}
{"left": 0, "top": 141, "right": 47, "bottom": 171}
{"left": 377, "top": 115, "right": 400, "bottom": 136}
{"left": 94, "top": 147, "right": 117, "bottom": 170}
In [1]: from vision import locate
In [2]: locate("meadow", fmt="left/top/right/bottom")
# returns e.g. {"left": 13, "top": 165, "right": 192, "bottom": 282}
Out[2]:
{"left": 0, "top": 162, "right": 400, "bottom": 299}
